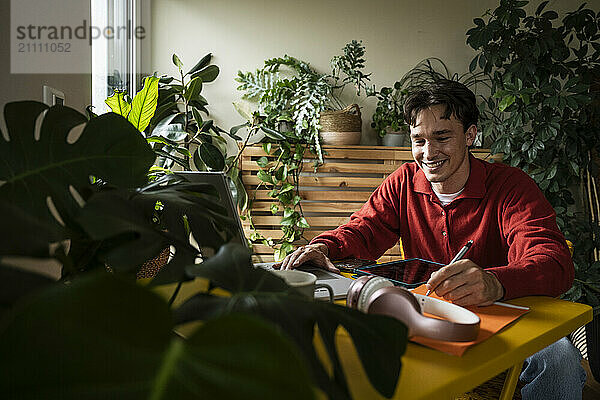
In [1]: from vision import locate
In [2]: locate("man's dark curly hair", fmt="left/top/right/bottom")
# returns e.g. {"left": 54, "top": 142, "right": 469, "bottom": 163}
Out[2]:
{"left": 403, "top": 79, "right": 479, "bottom": 132}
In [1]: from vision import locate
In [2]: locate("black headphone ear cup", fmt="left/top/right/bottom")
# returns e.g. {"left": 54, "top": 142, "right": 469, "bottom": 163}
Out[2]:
{"left": 357, "top": 277, "right": 394, "bottom": 312}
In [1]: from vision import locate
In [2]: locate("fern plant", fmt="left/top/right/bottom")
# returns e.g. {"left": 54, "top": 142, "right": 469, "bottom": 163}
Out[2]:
{"left": 236, "top": 40, "right": 373, "bottom": 260}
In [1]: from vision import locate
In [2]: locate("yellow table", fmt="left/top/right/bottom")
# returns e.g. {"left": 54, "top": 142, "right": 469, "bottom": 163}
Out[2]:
{"left": 333, "top": 296, "right": 592, "bottom": 399}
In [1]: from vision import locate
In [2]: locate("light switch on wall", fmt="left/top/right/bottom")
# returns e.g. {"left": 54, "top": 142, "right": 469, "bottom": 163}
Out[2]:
{"left": 42, "top": 85, "right": 65, "bottom": 106}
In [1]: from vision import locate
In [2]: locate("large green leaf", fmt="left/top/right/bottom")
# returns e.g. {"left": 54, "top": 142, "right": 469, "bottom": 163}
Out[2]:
{"left": 0, "top": 199, "right": 64, "bottom": 257}
{"left": 129, "top": 76, "right": 160, "bottom": 132}
{"left": 186, "top": 53, "right": 212, "bottom": 75}
{"left": 191, "top": 65, "right": 220, "bottom": 83}
{"left": 0, "top": 265, "right": 55, "bottom": 319}
{"left": 0, "top": 101, "right": 155, "bottom": 230}
{"left": 152, "top": 114, "right": 187, "bottom": 142}
{"left": 179, "top": 244, "right": 407, "bottom": 399}
{"left": 0, "top": 273, "right": 314, "bottom": 400}
{"left": 184, "top": 76, "right": 203, "bottom": 102}
{"left": 198, "top": 142, "right": 225, "bottom": 171}
{"left": 172, "top": 53, "right": 184, "bottom": 70}
{"left": 77, "top": 177, "right": 238, "bottom": 277}
{"left": 104, "top": 90, "right": 131, "bottom": 117}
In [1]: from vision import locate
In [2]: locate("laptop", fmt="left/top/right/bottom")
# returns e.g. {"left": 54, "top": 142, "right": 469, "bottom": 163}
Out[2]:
{"left": 176, "top": 171, "right": 355, "bottom": 300}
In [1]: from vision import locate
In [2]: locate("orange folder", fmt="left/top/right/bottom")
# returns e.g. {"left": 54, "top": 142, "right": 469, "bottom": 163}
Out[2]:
{"left": 410, "top": 285, "right": 529, "bottom": 356}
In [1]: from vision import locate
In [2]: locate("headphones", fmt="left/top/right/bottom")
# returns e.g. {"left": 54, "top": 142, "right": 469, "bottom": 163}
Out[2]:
{"left": 347, "top": 276, "right": 480, "bottom": 342}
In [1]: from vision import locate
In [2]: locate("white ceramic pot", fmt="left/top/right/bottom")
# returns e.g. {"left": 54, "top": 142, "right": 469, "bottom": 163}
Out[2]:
{"left": 382, "top": 131, "right": 410, "bottom": 147}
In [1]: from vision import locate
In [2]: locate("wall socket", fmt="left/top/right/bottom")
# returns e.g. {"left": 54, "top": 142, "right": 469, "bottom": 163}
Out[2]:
{"left": 43, "top": 85, "right": 65, "bottom": 106}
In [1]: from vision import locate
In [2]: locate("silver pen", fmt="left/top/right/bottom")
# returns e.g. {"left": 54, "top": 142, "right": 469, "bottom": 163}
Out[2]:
{"left": 425, "top": 240, "right": 474, "bottom": 296}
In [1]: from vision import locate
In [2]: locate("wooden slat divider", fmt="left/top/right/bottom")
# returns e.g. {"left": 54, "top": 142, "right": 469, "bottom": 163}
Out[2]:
{"left": 243, "top": 229, "right": 322, "bottom": 241}
{"left": 250, "top": 244, "right": 404, "bottom": 256}
{"left": 240, "top": 144, "right": 498, "bottom": 262}
{"left": 243, "top": 215, "right": 352, "bottom": 227}
{"left": 249, "top": 202, "right": 364, "bottom": 213}
{"left": 242, "top": 162, "right": 401, "bottom": 174}
{"left": 250, "top": 190, "right": 372, "bottom": 202}
{"left": 243, "top": 175, "right": 387, "bottom": 188}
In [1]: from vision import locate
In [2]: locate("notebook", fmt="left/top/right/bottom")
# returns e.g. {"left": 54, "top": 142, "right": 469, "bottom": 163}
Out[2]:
{"left": 176, "top": 171, "right": 355, "bottom": 300}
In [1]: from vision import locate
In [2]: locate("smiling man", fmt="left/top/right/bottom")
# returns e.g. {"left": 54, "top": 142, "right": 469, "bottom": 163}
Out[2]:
{"left": 278, "top": 80, "right": 585, "bottom": 399}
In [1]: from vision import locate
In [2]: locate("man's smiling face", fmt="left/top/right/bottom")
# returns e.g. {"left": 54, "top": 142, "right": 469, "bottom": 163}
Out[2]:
{"left": 410, "top": 104, "right": 477, "bottom": 194}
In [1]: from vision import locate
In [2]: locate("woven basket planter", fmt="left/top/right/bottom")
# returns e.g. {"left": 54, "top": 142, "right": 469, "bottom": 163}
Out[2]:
{"left": 319, "top": 104, "right": 362, "bottom": 145}
{"left": 136, "top": 247, "right": 171, "bottom": 280}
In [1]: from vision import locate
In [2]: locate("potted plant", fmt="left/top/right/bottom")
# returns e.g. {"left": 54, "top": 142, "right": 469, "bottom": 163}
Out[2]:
{"left": 0, "top": 101, "right": 407, "bottom": 399}
{"left": 235, "top": 40, "right": 373, "bottom": 260}
{"left": 467, "top": 0, "right": 600, "bottom": 380}
{"left": 370, "top": 57, "right": 492, "bottom": 147}
{"left": 370, "top": 84, "right": 410, "bottom": 147}
{"left": 105, "top": 53, "right": 250, "bottom": 210}
{"left": 236, "top": 40, "right": 373, "bottom": 160}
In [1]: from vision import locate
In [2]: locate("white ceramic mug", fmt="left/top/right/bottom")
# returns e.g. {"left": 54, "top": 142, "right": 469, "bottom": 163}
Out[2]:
{"left": 272, "top": 270, "right": 334, "bottom": 302}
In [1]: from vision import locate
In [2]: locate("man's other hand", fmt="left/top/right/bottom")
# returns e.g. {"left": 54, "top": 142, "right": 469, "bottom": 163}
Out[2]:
{"left": 275, "top": 243, "right": 340, "bottom": 273}
{"left": 425, "top": 259, "right": 504, "bottom": 306}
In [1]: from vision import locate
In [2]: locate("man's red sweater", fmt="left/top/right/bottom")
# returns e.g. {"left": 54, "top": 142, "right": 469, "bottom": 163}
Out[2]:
{"left": 310, "top": 155, "right": 574, "bottom": 300}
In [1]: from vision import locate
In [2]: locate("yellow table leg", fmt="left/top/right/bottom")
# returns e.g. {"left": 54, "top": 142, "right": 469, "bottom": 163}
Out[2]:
{"left": 499, "top": 361, "right": 523, "bottom": 400}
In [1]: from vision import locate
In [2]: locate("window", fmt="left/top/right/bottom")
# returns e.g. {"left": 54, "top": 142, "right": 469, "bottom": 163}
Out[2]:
{"left": 91, "top": 0, "right": 151, "bottom": 113}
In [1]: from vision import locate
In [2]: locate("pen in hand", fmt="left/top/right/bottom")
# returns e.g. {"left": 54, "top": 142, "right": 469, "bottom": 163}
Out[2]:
{"left": 425, "top": 240, "right": 474, "bottom": 296}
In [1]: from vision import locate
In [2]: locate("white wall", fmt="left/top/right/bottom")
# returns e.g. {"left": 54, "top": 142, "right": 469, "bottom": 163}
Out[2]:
{"left": 0, "top": 0, "right": 91, "bottom": 279}
{"left": 150, "top": 0, "right": 595, "bottom": 146}
{"left": 0, "top": 0, "right": 91, "bottom": 114}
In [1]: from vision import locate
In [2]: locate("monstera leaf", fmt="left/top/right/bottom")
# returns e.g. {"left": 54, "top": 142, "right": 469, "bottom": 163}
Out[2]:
{"left": 177, "top": 244, "right": 408, "bottom": 400}
{"left": 0, "top": 199, "right": 64, "bottom": 257}
{"left": 0, "top": 101, "right": 155, "bottom": 233}
{"left": 0, "top": 272, "right": 314, "bottom": 400}
{"left": 76, "top": 176, "right": 238, "bottom": 278}
{"left": 0, "top": 264, "right": 56, "bottom": 320}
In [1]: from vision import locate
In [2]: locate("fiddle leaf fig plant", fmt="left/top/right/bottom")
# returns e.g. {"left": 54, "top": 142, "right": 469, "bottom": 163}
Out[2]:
{"left": 466, "top": 0, "right": 600, "bottom": 307}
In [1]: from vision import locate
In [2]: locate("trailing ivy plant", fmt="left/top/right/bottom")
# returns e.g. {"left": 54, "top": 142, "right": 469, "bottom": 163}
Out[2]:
{"left": 236, "top": 40, "right": 373, "bottom": 260}
{"left": 466, "top": 0, "right": 600, "bottom": 307}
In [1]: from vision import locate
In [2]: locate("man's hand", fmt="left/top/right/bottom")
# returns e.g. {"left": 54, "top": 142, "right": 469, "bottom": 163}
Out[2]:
{"left": 425, "top": 259, "right": 504, "bottom": 306}
{"left": 275, "top": 243, "right": 339, "bottom": 273}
